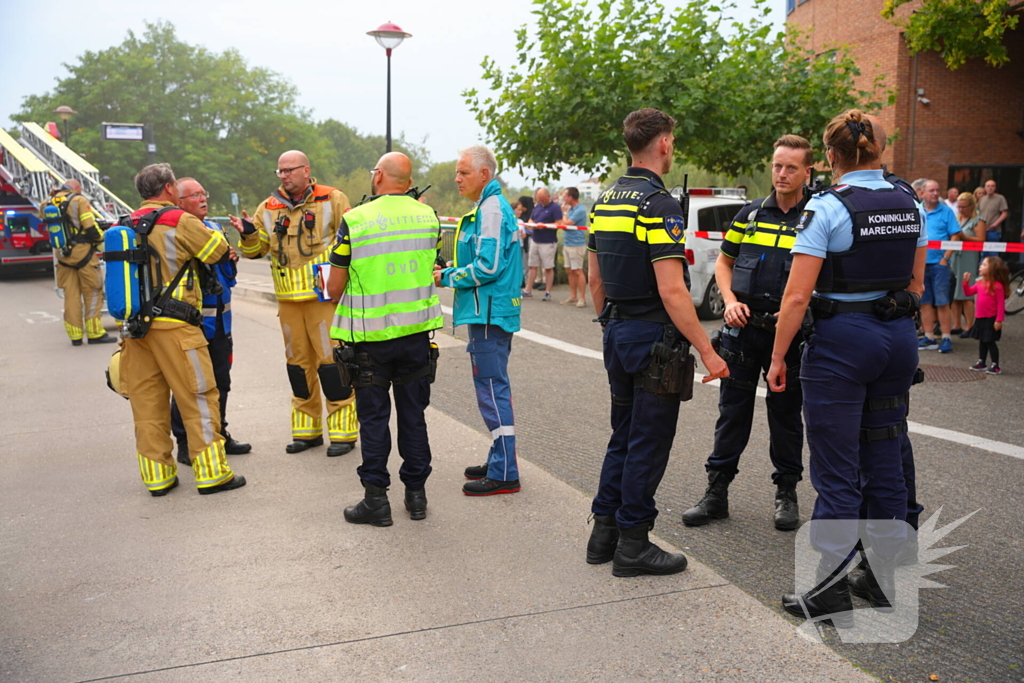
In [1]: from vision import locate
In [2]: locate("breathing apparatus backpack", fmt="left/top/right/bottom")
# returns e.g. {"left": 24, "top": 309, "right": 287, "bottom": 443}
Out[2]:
{"left": 103, "top": 207, "right": 201, "bottom": 339}
{"left": 43, "top": 192, "right": 86, "bottom": 259}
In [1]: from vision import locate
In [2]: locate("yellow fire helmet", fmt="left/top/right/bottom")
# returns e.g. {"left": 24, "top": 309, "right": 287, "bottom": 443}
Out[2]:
{"left": 105, "top": 346, "right": 129, "bottom": 399}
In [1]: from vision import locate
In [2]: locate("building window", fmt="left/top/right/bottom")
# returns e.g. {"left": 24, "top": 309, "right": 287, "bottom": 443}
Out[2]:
{"left": 787, "top": 0, "right": 796, "bottom": 13}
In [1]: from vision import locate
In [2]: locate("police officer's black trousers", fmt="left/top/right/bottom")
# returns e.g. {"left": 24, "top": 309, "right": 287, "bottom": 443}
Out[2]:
{"left": 171, "top": 327, "right": 232, "bottom": 447}
{"left": 353, "top": 332, "right": 433, "bottom": 490}
{"left": 592, "top": 320, "right": 681, "bottom": 530}
{"left": 706, "top": 323, "right": 803, "bottom": 483}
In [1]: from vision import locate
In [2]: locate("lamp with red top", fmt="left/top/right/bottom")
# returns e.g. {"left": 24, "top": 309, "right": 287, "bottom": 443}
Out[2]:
{"left": 366, "top": 21, "right": 412, "bottom": 154}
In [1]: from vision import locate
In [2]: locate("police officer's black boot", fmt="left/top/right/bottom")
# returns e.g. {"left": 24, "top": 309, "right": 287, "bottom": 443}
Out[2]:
{"left": 782, "top": 562, "right": 854, "bottom": 628}
{"left": 681, "top": 470, "right": 732, "bottom": 526}
{"left": 612, "top": 523, "right": 688, "bottom": 577}
{"left": 344, "top": 482, "right": 393, "bottom": 527}
{"left": 404, "top": 487, "right": 427, "bottom": 521}
{"left": 586, "top": 514, "right": 619, "bottom": 565}
{"left": 773, "top": 476, "right": 800, "bottom": 531}
{"left": 848, "top": 550, "right": 896, "bottom": 612}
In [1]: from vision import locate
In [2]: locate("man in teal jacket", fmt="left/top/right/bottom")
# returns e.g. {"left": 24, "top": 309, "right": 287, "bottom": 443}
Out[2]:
{"left": 435, "top": 145, "right": 524, "bottom": 496}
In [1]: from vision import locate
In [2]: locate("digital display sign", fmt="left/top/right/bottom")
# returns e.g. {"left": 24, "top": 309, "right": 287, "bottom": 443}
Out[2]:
{"left": 101, "top": 123, "right": 145, "bottom": 141}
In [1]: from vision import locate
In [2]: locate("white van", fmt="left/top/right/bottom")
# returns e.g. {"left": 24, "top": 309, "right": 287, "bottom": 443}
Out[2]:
{"left": 669, "top": 188, "right": 747, "bottom": 320}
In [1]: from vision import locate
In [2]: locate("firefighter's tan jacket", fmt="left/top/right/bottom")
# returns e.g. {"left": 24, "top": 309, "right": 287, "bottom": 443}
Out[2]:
{"left": 239, "top": 180, "right": 351, "bottom": 302}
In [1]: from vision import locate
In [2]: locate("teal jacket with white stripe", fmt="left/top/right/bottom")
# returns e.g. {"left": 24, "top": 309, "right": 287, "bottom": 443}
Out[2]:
{"left": 440, "top": 179, "right": 522, "bottom": 333}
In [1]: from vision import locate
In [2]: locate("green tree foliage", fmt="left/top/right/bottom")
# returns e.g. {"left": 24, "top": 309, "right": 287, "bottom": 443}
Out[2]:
{"left": 15, "top": 21, "right": 429, "bottom": 213}
{"left": 882, "top": 0, "right": 1019, "bottom": 69}
{"left": 465, "top": 0, "right": 889, "bottom": 181}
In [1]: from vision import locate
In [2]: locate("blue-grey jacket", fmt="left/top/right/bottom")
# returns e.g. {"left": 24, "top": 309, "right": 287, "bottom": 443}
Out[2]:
{"left": 440, "top": 179, "right": 522, "bottom": 332}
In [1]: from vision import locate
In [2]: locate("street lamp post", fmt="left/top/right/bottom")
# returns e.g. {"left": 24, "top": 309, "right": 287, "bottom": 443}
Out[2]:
{"left": 53, "top": 105, "right": 77, "bottom": 148}
{"left": 366, "top": 22, "right": 412, "bottom": 153}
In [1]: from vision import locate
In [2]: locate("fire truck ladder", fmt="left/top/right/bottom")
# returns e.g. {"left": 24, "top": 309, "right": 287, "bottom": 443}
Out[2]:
{"left": 0, "top": 127, "right": 57, "bottom": 206}
{"left": 14, "top": 122, "right": 133, "bottom": 223}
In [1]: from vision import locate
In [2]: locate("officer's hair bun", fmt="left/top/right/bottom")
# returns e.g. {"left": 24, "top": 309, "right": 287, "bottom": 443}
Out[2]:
{"left": 823, "top": 109, "right": 880, "bottom": 170}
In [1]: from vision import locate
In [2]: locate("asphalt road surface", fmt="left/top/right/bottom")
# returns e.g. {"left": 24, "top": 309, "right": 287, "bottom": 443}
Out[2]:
{"left": 4, "top": 260, "right": 1023, "bottom": 682}
{"left": 422, "top": 285, "right": 1024, "bottom": 683}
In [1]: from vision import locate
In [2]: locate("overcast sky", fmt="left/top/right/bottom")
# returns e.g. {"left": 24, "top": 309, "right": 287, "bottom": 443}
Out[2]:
{"left": 0, "top": 0, "right": 785, "bottom": 187}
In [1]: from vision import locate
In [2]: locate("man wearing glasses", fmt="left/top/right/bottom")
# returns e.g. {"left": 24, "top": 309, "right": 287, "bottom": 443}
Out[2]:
{"left": 171, "top": 177, "right": 251, "bottom": 465}
{"left": 229, "top": 151, "right": 358, "bottom": 457}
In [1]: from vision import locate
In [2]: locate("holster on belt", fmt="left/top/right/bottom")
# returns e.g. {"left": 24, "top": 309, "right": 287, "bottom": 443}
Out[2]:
{"left": 637, "top": 327, "right": 695, "bottom": 401}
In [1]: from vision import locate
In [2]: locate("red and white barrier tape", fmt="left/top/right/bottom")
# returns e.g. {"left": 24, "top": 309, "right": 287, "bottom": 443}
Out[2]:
{"left": 438, "top": 217, "right": 588, "bottom": 231}
{"left": 929, "top": 240, "right": 1024, "bottom": 253}
{"left": 439, "top": 221, "right": 1023, "bottom": 253}
{"left": 684, "top": 232, "right": 1023, "bottom": 253}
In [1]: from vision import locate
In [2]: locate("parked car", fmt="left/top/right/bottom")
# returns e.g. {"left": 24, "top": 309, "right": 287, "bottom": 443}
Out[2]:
{"left": 670, "top": 187, "right": 746, "bottom": 320}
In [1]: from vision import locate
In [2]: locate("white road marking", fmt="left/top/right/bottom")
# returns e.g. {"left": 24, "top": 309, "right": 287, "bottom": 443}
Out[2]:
{"left": 440, "top": 305, "right": 1024, "bottom": 460}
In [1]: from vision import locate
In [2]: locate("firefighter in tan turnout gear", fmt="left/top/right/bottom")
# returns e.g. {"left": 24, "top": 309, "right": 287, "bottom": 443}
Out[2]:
{"left": 229, "top": 150, "right": 358, "bottom": 456}
{"left": 45, "top": 179, "right": 116, "bottom": 345}
{"left": 118, "top": 164, "right": 247, "bottom": 496}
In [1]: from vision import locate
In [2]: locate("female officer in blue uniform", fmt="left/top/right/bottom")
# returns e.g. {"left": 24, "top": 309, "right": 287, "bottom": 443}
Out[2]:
{"left": 766, "top": 109, "right": 927, "bottom": 626}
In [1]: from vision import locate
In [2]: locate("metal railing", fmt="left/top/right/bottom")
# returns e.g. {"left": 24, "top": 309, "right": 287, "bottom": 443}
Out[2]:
{"left": 16, "top": 123, "right": 133, "bottom": 222}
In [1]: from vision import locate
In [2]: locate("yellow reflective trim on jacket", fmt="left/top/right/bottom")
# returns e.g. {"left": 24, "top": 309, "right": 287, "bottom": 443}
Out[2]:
{"left": 636, "top": 215, "right": 664, "bottom": 225}
{"left": 725, "top": 225, "right": 746, "bottom": 244}
{"left": 271, "top": 263, "right": 320, "bottom": 301}
{"left": 647, "top": 228, "right": 684, "bottom": 245}
{"left": 741, "top": 230, "right": 797, "bottom": 250}
{"left": 590, "top": 215, "right": 636, "bottom": 233}
{"left": 197, "top": 232, "right": 226, "bottom": 262}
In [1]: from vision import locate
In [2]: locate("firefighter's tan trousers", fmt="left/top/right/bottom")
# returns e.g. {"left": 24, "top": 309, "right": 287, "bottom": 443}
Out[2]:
{"left": 122, "top": 325, "right": 233, "bottom": 492}
{"left": 278, "top": 299, "right": 357, "bottom": 443}
{"left": 57, "top": 261, "right": 105, "bottom": 341}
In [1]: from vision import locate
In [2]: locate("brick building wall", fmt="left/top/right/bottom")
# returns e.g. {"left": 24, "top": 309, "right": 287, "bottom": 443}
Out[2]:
{"left": 787, "top": 0, "right": 1024, "bottom": 187}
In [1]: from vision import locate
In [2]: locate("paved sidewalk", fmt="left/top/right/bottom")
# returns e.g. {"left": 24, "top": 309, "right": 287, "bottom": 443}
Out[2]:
{"left": 0, "top": 268, "right": 876, "bottom": 682}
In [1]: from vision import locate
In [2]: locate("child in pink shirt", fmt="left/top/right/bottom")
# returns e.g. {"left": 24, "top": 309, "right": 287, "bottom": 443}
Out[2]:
{"left": 962, "top": 256, "right": 1009, "bottom": 375}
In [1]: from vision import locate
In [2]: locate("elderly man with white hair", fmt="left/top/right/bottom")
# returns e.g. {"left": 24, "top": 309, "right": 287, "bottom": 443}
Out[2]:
{"left": 435, "top": 145, "right": 524, "bottom": 496}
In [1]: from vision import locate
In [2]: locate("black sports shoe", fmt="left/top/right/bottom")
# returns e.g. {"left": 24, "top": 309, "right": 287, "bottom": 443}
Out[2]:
{"left": 463, "top": 477, "right": 520, "bottom": 496}
{"left": 198, "top": 475, "right": 247, "bottom": 495}
{"left": 464, "top": 464, "right": 488, "bottom": 480}
{"left": 176, "top": 444, "right": 190, "bottom": 466}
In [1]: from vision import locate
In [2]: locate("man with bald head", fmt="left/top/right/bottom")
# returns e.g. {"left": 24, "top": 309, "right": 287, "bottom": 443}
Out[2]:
{"left": 44, "top": 179, "right": 115, "bottom": 344}
{"left": 523, "top": 186, "right": 562, "bottom": 301}
{"left": 325, "top": 153, "right": 443, "bottom": 525}
{"left": 229, "top": 150, "right": 358, "bottom": 457}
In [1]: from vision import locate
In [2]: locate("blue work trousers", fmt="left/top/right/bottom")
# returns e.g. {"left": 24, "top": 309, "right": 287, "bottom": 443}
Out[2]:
{"left": 802, "top": 313, "right": 918, "bottom": 564}
{"left": 592, "top": 320, "right": 682, "bottom": 530}
{"left": 468, "top": 324, "right": 519, "bottom": 482}
{"left": 707, "top": 323, "right": 803, "bottom": 483}
{"left": 354, "top": 332, "right": 433, "bottom": 489}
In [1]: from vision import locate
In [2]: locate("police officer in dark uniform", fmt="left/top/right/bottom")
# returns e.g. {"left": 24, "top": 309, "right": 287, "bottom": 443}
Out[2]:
{"left": 585, "top": 108, "right": 729, "bottom": 578}
{"left": 683, "top": 135, "right": 814, "bottom": 531}
{"left": 766, "top": 110, "right": 927, "bottom": 624}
